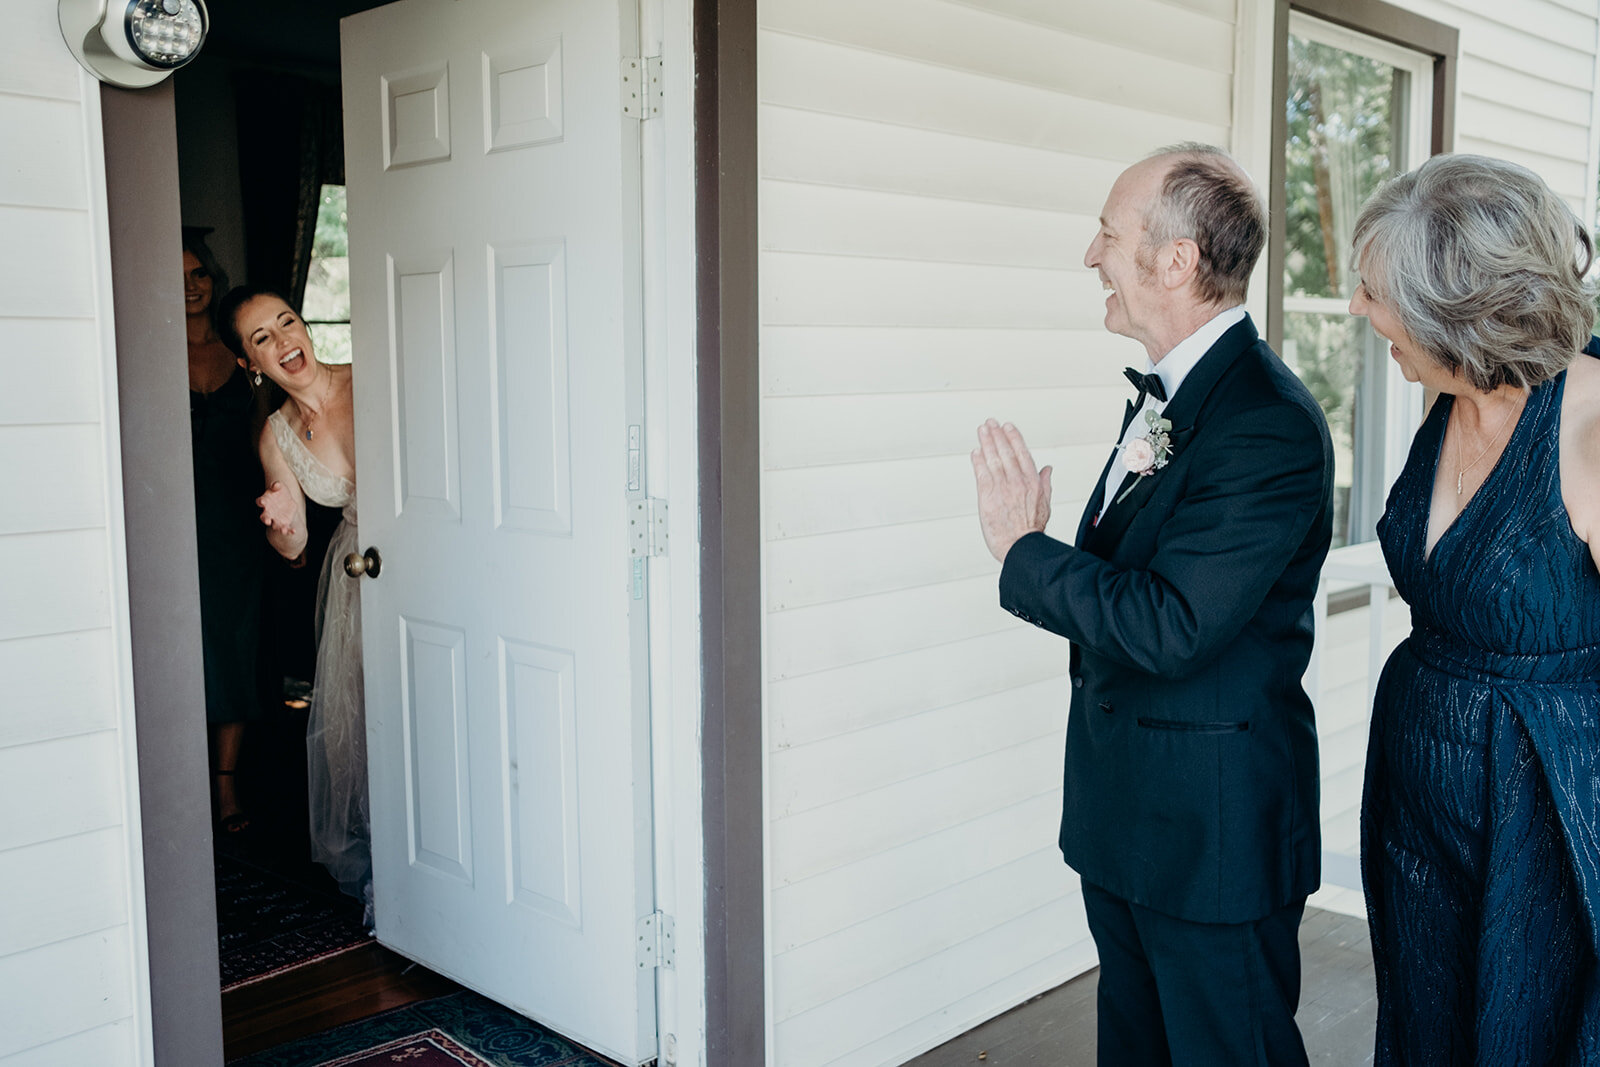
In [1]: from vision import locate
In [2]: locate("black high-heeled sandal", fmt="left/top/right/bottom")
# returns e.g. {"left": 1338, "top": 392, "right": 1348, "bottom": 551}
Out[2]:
{"left": 214, "top": 770, "right": 251, "bottom": 834}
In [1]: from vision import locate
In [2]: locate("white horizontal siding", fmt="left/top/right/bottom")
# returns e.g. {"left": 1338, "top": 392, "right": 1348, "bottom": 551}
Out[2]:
{"left": 759, "top": 0, "right": 1235, "bottom": 1062}
{"left": 778, "top": 896, "right": 1093, "bottom": 1067}
{"left": 0, "top": 631, "right": 119, "bottom": 748}
{"left": 0, "top": 206, "right": 98, "bottom": 319}
{"left": 0, "top": 96, "right": 90, "bottom": 210}
{"left": 0, "top": 830, "right": 132, "bottom": 957}
{"left": 0, "top": 426, "right": 110, "bottom": 535}
{"left": 764, "top": 0, "right": 1232, "bottom": 126}
{"left": 0, "top": 320, "right": 106, "bottom": 425}
{"left": 0, "top": 1022, "right": 138, "bottom": 1067}
{"left": 0, "top": 931, "right": 137, "bottom": 1059}
{"left": 771, "top": 791, "right": 1065, "bottom": 952}
{"left": 1397, "top": 0, "right": 1600, "bottom": 211}
{"left": 0, "top": 5, "right": 148, "bottom": 1063}
{"left": 775, "top": 849, "right": 1075, "bottom": 1022}
{"left": 770, "top": 627, "right": 1065, "bottom": 751}
{"left": 760, "top": 31, "right": 1230, "bottom": 161}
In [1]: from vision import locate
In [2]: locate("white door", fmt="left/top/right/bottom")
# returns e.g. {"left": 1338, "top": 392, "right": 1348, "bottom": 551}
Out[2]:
{"left": 340, "top": 0, "right": 655, "bottom": 1062}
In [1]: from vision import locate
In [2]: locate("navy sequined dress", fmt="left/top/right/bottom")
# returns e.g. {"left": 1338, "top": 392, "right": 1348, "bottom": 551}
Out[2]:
{"left": 1362, "top": 354, "right": 1600, "bottom": 1065}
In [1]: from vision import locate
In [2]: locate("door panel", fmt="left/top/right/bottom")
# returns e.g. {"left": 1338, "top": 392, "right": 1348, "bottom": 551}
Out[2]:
{"left": 341, "top": 0, "right": 653, "bottom": 1061}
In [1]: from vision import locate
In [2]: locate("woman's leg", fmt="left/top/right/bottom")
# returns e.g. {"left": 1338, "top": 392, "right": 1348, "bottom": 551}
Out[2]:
{"left": 213, "top": 721, "right": 248, "bottom": 832}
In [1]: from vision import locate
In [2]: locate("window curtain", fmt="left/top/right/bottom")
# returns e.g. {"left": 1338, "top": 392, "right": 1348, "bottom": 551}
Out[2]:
{"left": 233, "top": 74, "right": 345, "bottom": 310}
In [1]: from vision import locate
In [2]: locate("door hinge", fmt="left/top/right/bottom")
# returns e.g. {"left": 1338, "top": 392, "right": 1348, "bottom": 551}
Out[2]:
{"left": 636, "top": 911, "right": 676, "bottom": 970}
{"left": 621, "top": 56, "right": 662, "bottom": 120}
{"left": 629, "top": 498, "right": 668, "bottom": 558}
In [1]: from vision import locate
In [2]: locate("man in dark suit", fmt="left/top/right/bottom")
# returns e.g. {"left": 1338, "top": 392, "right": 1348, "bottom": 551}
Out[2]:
{"left": 972, "top": 144, "right": 1334, "bottom": 1065}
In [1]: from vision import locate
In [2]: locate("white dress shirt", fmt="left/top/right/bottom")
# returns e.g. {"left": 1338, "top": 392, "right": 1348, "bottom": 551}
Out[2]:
{"left": 1096, "top": 305, "right": 1247, "bottom": 523}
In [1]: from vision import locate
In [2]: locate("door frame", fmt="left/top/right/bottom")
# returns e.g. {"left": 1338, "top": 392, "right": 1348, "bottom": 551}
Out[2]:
{"left": 100, "top": 78, "right": 227, "bottom": 1067}
{"left": 102, "top": 0, "right": 759, "bottom": 1064}
{"left": 692, "top": 0, "right": 763, "bottom": 1061}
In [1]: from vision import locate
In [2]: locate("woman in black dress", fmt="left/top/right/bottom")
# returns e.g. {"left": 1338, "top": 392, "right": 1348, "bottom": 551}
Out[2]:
{"left": 185, "top": 229, "right": 266, "bottom": 833}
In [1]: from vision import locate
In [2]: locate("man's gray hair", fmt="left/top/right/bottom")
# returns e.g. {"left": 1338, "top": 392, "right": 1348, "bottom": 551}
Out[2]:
{"left": 1141, "top": 143, "right": 1266, "bottom": 306}
{"left": 1352, "top": 153, "right": 1596, "bottom": 391}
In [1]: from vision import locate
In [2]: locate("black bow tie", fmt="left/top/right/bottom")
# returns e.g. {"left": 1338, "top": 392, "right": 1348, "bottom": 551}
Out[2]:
{"left": 1123, "top": 366, "right": 1168, "bottom": 404}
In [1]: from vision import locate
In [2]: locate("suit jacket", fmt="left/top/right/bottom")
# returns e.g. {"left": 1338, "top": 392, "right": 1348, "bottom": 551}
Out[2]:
{"left": 999, "top": 316, "right": 1334, "bottom": 925}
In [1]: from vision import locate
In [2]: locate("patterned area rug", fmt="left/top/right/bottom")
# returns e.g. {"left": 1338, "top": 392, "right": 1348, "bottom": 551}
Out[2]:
{"left": 227, "top": 991, "right": 620, "bottom": 1067}
{"left": 217, "top": 853, "right": 372, "bottom": 991}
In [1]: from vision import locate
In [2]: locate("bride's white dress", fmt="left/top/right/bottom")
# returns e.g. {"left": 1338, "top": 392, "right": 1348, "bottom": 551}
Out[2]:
{"left": 269, "top": 410, "right": 369, "bottom": 907}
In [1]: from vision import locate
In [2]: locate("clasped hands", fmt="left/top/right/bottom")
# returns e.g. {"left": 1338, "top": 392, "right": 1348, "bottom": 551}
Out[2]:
{"left": 972, "top": 418, "right": 1052, "bottom": 563}
{"left": 257, "top": 480, "right": 298, "bottom": 538}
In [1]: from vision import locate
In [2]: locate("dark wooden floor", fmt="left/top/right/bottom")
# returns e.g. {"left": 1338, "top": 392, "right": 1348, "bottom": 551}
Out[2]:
{"left": 222, "top": 905, "right": 1373, "bottom": 1064}
{"left": 909, "top": 907, "right": 1376, "bottom": 1066}
{"left": 223, "top": 941, "right": 460, "bottom": 1059}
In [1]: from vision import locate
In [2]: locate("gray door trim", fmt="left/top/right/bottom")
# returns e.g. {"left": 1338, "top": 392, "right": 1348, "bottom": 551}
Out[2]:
{"left": 694, "top": 0, "right": 765, "bottom": 1062}
{"left": 101, "top": 80, "right": 226, "bottom": 1067}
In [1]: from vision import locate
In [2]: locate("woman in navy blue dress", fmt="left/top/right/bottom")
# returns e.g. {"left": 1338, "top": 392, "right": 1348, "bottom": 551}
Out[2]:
{"left": 1349, "top": 154, "right": 1600, "bottom": 1064}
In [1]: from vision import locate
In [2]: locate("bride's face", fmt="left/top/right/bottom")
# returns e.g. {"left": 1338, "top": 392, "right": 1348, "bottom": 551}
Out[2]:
{"left": 236, "top": 295, "right": 319, "bottom": 389}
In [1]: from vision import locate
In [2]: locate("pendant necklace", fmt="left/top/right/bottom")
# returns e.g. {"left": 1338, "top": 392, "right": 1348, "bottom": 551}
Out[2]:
{"left": 1453, "top": 390, "right": 1523, "bottom": 496}
{"left": 300, "top": 368, "right": 334, "bottom": 442}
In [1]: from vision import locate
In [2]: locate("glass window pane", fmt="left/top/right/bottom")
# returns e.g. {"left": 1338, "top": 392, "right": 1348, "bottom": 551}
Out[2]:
{"left": 1284, "top": 37, "right": 1403, "bottom": 301}
{"left": 303, "top": 185, "right": 349, "bottom": 324}
{"left": 1282, "top": 29, "right": 1414, "bottom": 547}
{"left": 1281, "top": 310, "right": 1389, "bottom": 549}
{"left": 308, "top": 322, "right": 352, "bottom": 366}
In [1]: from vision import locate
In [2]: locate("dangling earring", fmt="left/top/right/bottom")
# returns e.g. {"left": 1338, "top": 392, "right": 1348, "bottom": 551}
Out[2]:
{"left": 252, "top": 367, "right": 262, "bottom": 386}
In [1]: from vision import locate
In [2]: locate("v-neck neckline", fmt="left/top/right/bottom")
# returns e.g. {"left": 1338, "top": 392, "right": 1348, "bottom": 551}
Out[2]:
{"left": 1422, "top": 375, "right": 1556, "bottom": 565}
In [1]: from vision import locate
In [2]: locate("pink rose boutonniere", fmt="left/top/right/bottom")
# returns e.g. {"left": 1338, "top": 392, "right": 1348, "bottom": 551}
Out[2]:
{"left": 1115, "top": 409, "right": 1173, "bottom": 503}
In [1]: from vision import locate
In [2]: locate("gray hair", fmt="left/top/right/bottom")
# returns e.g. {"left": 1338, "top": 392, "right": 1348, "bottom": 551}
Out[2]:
{"left": 1140, "top": 143, "right": 1267, "bottom": 306}
{"left": 1352, "top": 153, "right": 1596, "bottom": 391}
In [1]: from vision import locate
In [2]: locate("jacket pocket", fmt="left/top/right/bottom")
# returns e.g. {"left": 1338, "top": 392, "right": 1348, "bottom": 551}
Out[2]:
{"left": 1137, "top": 717, "right": 1249, "bottom": 734}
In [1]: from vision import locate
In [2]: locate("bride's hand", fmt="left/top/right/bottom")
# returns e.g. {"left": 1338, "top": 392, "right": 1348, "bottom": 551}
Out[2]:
{"left": 257, "top": 480, "right": 298, "bottom": 536}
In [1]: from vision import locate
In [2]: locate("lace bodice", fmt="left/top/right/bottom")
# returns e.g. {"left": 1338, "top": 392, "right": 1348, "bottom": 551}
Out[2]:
{"left": 269, "top": 409, "right": 357, "bottom": 521}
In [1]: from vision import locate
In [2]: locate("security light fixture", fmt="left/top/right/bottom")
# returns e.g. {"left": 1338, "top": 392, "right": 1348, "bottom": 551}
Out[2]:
{"left": 60, "top": 0, "right": 209, "bottom": 89}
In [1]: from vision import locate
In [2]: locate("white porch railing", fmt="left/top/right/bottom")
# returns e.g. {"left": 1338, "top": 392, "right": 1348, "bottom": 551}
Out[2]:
{"left": 1308, "top": 541, "right": 1401, "bottom": 893}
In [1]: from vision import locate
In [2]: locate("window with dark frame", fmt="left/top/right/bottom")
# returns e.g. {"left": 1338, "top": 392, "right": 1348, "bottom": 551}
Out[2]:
{"left": 1269, "top": 0, "right": 1457, "bottom": 555}
{"left": 303, "top": 184, "right": 350, "bottom": 365}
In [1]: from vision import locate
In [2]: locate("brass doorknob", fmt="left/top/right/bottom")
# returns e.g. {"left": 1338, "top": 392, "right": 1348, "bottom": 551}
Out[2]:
{"left": 343, "top": 547, "right": 382, "bottom": 579}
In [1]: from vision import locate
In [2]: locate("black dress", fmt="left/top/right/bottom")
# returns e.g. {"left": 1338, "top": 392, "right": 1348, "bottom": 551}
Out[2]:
{"left": 190, "top": 367, "right": 266, "bottom": 724}
{"left": 1362, "top": 355, "right": 1600, "bottom": 1064}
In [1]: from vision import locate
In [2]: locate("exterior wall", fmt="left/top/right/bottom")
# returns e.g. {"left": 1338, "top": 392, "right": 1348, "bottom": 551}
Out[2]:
{"left": 759, "top": 0, "right": 1600, "bottom": 1064}
{"left": 756, "top": 0, "right": 1238, "bottom": 1063}
{"left": 0, "top": 5, "right": 151, "bottom": 1065}
{"left": 1410, "top": 0, "right": 1599, "bottom": 214}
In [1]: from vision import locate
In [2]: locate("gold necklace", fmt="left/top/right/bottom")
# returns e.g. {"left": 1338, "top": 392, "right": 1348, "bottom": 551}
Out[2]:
{"left": 299, "top": 367, "right": 335, "bottom": 442}
{"left": 1453, "top": 390, "right": 1523, "bottom": 496}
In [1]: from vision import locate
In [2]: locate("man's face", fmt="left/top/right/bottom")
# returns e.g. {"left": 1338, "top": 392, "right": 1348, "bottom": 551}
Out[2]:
{"left": 1083, "top": 159, "right": 1170, "bottom": 351}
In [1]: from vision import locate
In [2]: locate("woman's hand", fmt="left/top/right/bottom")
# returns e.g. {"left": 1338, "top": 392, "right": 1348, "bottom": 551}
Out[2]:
{"left": 257, "top": 480, "right": 298, "bottom": 538}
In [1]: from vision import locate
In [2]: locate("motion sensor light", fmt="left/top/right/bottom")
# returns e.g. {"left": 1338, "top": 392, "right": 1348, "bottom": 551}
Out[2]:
{"left": 59, "top": 0, "right": 209, "bottom": 89}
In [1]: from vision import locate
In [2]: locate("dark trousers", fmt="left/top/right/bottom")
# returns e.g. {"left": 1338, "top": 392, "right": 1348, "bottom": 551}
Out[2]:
{"left": 1082, "top": 880, "right": 1309, "bottom": 1067}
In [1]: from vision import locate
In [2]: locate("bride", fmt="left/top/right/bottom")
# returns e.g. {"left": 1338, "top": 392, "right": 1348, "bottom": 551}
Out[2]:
{"left": 217, "top": 285, "right": 370, "bottom": 915}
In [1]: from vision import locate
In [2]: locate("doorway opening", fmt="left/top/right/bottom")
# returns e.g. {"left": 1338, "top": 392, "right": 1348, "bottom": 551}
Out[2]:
{"left": 171, "top": 1, "right": 457, "bottom": 1055}
{"left": 166, "top": 2, "right": 663, "bottom": 1062}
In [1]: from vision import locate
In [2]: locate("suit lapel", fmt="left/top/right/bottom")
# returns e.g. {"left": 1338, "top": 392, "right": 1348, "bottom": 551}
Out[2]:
{"left": 1075, "top": 447, "right": 1116, "bottom": 550}
{"left": 1119, "top": 398, "right": 1140, "bottom": 438}
{"left": 1085, "top": 316, "right": 1260, "bottom": 555}
{"left": 1076, "top": 398, "right": 1138, "bottom": 551}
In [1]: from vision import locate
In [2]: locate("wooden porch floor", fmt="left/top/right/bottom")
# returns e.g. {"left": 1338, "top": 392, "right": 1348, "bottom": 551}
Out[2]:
{"left": 908, "top": 907, "right": 1376, "bottom": 1066}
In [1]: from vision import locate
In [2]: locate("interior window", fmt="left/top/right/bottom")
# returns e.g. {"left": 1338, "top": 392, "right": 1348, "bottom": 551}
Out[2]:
{"left": 303, "top": 183, "right": 351, "bottom": 365}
